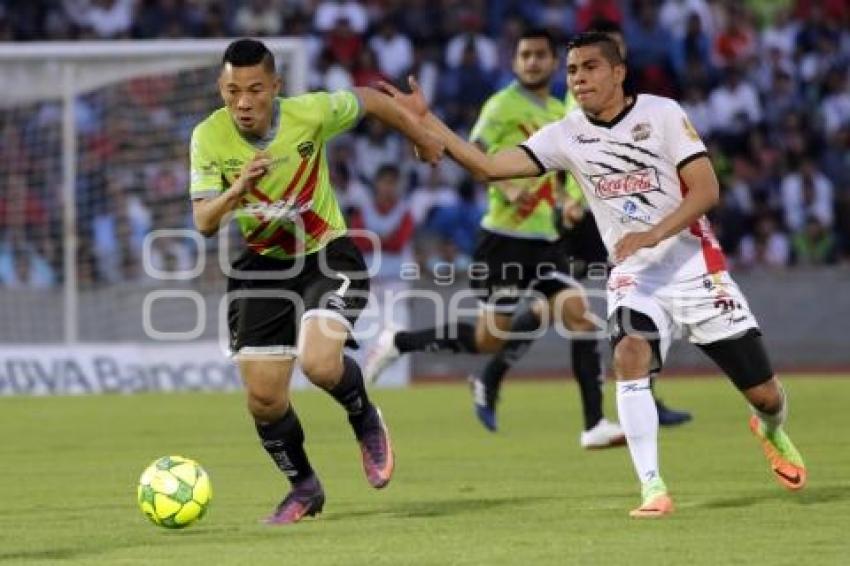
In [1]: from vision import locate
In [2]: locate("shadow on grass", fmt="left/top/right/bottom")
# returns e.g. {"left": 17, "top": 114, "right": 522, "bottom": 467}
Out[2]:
{"left": 324, "top": 494, "right": 555, "bottom": 521}
{"left": 696, "top": 482, "right": 850, "bottom": 510}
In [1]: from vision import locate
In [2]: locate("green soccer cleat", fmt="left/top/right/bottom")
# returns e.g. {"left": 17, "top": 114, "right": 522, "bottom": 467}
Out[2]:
{"left": 630, "top": 477, "right": 674, "bottom": 518}
{"left": 749, "top": 415, "right": 807, "bottom": 491}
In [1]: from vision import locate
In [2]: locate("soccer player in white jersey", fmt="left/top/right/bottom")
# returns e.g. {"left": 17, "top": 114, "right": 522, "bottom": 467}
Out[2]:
{"left": 378, "top": 31, "right": 806, "bottom": 517}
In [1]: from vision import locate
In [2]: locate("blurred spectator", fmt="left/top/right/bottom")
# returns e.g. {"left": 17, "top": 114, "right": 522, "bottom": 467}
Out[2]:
{"left": 235, "top": 0, "right": 284, "bottom": 37}
{"left": 311, "top": 47, "right": 354, "bottom": 91}
{"left": 713, "top": 6, "right": 756, "bottom": 68}
{"left": 624, "top": 1, "right": 676, "bottom": 96}
{"left": 670, "top": 11, "right": 713, "bottom": 80}
{"left": 445, "top": 13, "right": 498, "bottom": 72}
{"left": 792, "top": 216, "right": 837, "bottom": 266}
{"left": 350, "top": 48, "right": 386, "bottom": 88}
{"left": 368, "top": 18, "right": 413, "bottom": 81}
{"left": 821, "top": 69, "right": 850, "bottom": 136}
{"left": 0, "top": 233, "right": 56, "bottom": 289}
{"left": 781, "top": 158, "right": 834, "bottom": 232}
{"left": 92, "top": 175, "right": 151, "bottom": 283}
{"left": 323, "top": 16, "right": 363, "bottom": 68}
{"left": 439, "top": 40, "right": 496, "bottom": 129}
{"left": 351, "top": 164, "right": 414, "bottom": 278}
{"left": 314, "top": 0, "right": 368, "bottom": 34}
{"left": 408, "top": 45, "right": 440, "bottom": 105}
{"left": 737, "top": 214, "right": 790, "bottom": 268}
{"left": 525, "top": 0, "right": 576, "bottom": 39}
{"left": 680, "top": 84, "right": 713, "bottom": 137}
{"left": 760, "top": 8, "right": 799, "bottom": 57}
{"left": 353, "top": 120, "right": 402, "bottom": 183}
{"left": 422, "top": 179, "right": 484, "bottom": 270}
{"left": 659, "top": 0, "right": 714, "bottom": 38}
{"left": 62, "top": 0, "right": 134, "bottom": 39}
{"left": 709, "top": 66, "right": 762, "bottom": 152}
{"left": 576, "top": 0, "right": 622, "bottom": 31}
{"left": 794, "top": 3, "right": 839, "bottom": 55}
{"left": 409, "top": 162, "right": 460, "bottom": 228}
{"left": 395, "top": 0, "right": 442, "bottom": 47}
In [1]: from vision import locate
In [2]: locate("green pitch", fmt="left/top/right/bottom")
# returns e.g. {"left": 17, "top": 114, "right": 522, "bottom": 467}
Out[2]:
{"left": 0, "top": 376, "right": 848, "bottom": 565}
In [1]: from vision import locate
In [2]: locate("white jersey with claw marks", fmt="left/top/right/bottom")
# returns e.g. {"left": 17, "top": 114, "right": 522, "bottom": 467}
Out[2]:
{"left": 521, "top": 94, "right": 725, "bottom": 282}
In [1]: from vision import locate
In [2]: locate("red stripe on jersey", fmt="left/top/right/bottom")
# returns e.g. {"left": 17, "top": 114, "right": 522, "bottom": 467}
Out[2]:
{"left": 281, "top": 156, "right": 312, "bottom": 200}
{"left": 248, "top": 225, "right": 299, "bottom": 256}
{"left": 678, "top": 174, "right": 726, "bottom": 273}
{"left": 246, "top": 157, "right": 314, "bottom": 241}
{"left": 294, "top": 152, "right": 323, "bottom": 205}
{"left": 250, "top": 186, "right": 271, "bottom": 203}
{"left": 301, "top": 210, "right": 330, "bottom": 242}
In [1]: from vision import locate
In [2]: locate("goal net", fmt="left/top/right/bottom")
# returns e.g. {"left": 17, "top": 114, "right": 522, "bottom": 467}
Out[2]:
{"left": 0, "top": 40, "right": 306, "bottom": 350}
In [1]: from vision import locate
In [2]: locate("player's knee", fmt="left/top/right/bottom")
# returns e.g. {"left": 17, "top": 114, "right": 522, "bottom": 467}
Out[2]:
{"left": 475, "top": 334, "right": 502, "bottom": 354}
{"left": 246, "top": 389, "right": 289, "bottom": 422}
{"left": 300, "top": 354, "right": 343, "bottom": 387}
{"left": 613, "top": 336, "right": 652, "bottom": 379}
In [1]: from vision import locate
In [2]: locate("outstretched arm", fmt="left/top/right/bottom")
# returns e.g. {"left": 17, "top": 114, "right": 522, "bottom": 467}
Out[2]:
{"left": 353, "top": 87, "right": 444, "bottom": 165}
{"left": 376, "top": 78, "right": 542, "bottom": 182}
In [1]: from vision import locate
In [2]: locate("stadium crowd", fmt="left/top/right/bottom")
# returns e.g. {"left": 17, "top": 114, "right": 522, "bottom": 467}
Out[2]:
{"left": 1, "top": 0, "right": 850, "bottom": 288}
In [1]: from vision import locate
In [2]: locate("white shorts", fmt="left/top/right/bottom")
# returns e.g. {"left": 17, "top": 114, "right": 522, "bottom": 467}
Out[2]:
{"left": 607, "top": 270, "right": 760, "bottom": 363}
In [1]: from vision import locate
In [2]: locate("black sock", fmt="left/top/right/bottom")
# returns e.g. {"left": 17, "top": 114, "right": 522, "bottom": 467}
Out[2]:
{"left": 327, "top": 355, "right": 374, "bottom": 436}
{"left": 394, "top": 322, "right": 478, "bottom": 354}
{"left": 478, "top": 306, "right": 540, "bottom": 405}
{"left": 256, "top": 407, "right": 314, "bottom": 485}
{"left": 572, "top": 339, "right": 604, "bottom": 430}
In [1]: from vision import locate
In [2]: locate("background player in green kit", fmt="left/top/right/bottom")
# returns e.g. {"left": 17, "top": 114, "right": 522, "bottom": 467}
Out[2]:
{"left": 365, "top": 29, "right": 625, "bottom": 448}
{"left": 190, "top": 39, "right": 442, "bottom": 525}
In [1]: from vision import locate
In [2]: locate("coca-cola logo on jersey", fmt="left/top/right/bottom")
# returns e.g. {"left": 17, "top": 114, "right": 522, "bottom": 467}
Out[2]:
{"left": 591, "top": 167, "right": 660, "bottom": 199}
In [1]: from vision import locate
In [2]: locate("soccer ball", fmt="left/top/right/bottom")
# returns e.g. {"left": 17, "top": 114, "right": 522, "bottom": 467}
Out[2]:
{"left": 137, "top": 455, "right": 212, "bottom": 529}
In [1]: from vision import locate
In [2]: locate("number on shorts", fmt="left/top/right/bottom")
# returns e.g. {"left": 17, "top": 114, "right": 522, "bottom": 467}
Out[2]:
{"left": 334, "top": 272, "right": 351, "bottom": 297}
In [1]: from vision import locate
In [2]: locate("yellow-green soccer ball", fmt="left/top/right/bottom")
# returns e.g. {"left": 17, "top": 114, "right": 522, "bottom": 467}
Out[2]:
{"left": 137, "top": 456, "right": 212, "bottom": 529}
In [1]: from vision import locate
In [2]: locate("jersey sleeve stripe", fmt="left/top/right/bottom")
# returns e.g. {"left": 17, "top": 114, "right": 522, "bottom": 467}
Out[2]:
{"left": 346, "top": 88, "right": 366, "bottom": 126}
{"left": 676, "top": 151, "right": 709, "bottom": 171}
{"left": 518, "top": 144, "right": 546, "bottom": 175}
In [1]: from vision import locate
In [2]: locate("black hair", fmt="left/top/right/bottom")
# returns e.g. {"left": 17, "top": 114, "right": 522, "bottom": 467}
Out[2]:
{"left": 222, "top": 38, "right": 275, "bottom": 73}
{"left": 566, "top": 31, "right": 623, "bottom": 66}
{"left": 515, "top": 27, "right": 558, "bottom": 56}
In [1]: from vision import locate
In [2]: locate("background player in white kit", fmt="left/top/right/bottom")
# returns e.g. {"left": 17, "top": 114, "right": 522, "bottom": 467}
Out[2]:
{"left": 378, "top": 32, "right": 806, "bottom": 518}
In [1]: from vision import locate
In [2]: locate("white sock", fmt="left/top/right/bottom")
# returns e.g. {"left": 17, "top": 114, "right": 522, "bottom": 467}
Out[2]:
{"left": 616, "top": 377, "right": 660, "bottom": 486}
{"left": 752, "top": 384, "right": 787, "bottom": 433}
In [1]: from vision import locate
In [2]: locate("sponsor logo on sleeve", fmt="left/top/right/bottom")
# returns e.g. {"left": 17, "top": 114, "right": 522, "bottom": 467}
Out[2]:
{"left": 682, "top": 117, "right": 700, "bottom": 141}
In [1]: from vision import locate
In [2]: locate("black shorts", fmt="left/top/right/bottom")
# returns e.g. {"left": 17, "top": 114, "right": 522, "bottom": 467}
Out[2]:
{"left": 226, "top": 236, "right": 369, "bottom": 355}
{"left": 470, "top": 229, "right": 579, "bottom": 313}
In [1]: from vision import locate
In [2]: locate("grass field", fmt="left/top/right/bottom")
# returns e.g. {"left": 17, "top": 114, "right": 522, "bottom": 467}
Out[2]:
{"left": 1, "top": 376, "right": 848, "bottom": 565}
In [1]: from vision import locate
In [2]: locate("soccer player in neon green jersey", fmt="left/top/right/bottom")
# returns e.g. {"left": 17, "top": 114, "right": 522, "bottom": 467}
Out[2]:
{"left": 365, "top": 29, "right": 625, "bottom": 448}
{"left": 189, "top": 39, "right": 442, "bottom": 525}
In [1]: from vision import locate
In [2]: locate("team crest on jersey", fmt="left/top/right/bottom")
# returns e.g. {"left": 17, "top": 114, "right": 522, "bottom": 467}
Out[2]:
{"left": 591, "top": 167, "right": 660, "bottom": 199}
{"left": 297, "top": 141, "right": 315, "bottom": 159}
{"left": 223, "top": 158, "right": 243, "bottom": 172}
{"left": 631, "top": 122, "right": 652, "bottom": 142}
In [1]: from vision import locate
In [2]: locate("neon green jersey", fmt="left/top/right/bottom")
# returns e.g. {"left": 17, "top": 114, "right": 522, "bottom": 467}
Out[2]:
{"left": 189, "top": 90, "right": 362, "bottom": 259}
{"left": 470, "top": 82, "right": 566, "bottom": 240}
